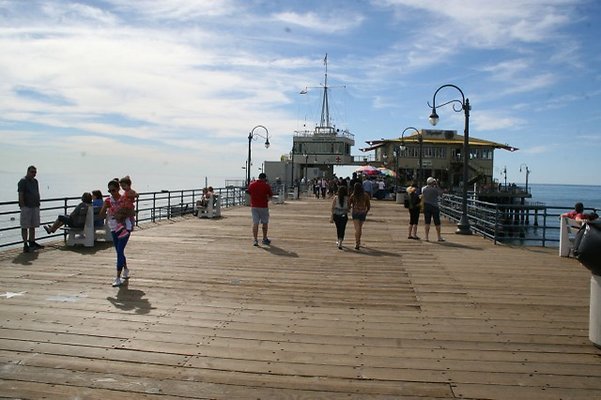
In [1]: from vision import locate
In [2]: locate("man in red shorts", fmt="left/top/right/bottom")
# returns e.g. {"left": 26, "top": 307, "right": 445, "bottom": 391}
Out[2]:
{"left": 247, "top": 173, "right": 273, "bottom": 246}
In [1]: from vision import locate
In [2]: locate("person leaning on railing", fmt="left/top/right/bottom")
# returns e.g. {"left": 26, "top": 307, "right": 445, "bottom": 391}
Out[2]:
{"left": 561, "top": 202, "right": 599, "bottom": 223}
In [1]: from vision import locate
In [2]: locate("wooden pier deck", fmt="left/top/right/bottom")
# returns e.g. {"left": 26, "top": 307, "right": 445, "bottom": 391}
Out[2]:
{"left": 1, "top": 198, "right": 600, "bottom": 399}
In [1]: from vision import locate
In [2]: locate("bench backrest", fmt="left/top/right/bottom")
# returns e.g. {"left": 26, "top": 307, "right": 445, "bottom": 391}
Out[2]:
{"left": 559, "top": 216, "right": 582, "bottom": 257}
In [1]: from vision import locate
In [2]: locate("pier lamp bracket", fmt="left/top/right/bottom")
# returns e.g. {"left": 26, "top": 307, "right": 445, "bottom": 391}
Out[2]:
{"left": 246, "top": 125, "right": 270, "bottom": 187}
{"left": 428, "top": 84, "right": 472, "bottom": 235}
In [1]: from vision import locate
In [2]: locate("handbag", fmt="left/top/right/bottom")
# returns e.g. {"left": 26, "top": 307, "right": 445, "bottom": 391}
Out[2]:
{"left": 574, "top": 220, "right": 601, "bottom": 275}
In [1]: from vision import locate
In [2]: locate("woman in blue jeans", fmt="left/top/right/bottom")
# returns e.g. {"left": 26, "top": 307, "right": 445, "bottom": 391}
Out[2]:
{"left": 98, "top": 179, "right": 131, "bottom": 287}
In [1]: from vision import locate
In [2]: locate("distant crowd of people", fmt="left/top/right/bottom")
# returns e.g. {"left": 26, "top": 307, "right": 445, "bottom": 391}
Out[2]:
{"left": 248, "top": 171, "right": 444, "bottom": 250}
{"left": 308, "top": 175, "right": 390, "bottom": 200}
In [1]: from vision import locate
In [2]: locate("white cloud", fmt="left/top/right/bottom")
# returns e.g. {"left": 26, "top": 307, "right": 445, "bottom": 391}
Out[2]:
{"left": 520, "top": 144, "right": 561, "bottom": 155}
{"left": 107, "top": 0, "right": 238, "bottom": 20}
{"left": 41, "top": 2, "right": 119, "bottom": 26}
{"left": 271, "top": 11, "right": 364, "bottom": 34}
{"left": 472, "top": 111, "right": 525, "bottom": 131}
{"left": 376, "top": 0, "right": 574, "bottom": 46}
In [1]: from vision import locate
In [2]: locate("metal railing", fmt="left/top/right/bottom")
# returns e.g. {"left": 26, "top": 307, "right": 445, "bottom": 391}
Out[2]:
{"left": 439, "top": 194, "right": 596, "bottom": 246}
{"left": 0, "top": 186, "right": 247, "bottom": 250}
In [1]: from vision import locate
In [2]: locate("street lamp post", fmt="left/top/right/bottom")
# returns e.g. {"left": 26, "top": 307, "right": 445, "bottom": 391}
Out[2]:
{"left": 393, "top": 146, "right": 400, "bottom": 192}
{"left": 303, "top": 152, "right": 309, "bottom": 184}
{"left": 400, "top": 127, "right": 423, "bottom": 188}
{"left": 290, "top": 147, "right": 295, "bottom": 188}
{"left": 520, "top": 163, "right": 530, "bottom": 193}
{"left": 246, "top": 125, "right": 270, "bottom": 187}
{"left": 428, "top": 84, "right": 472, "bottom": 235}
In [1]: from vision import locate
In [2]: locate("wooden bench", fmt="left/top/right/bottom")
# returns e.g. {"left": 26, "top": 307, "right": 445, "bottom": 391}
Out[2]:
{"left": 559, "top": 216, "right": 582, "bottom": 257}
{"left": 196, "top": 195, "right": 221, "bottom": 218}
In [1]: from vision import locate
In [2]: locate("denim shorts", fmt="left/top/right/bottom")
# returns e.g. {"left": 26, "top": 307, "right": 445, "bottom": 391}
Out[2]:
{"left": 352, "top": 212, "right": 367, "bottom": 222}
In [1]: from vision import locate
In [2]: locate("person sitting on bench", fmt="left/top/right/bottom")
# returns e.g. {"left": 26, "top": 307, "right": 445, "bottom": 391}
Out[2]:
{"left": 44, "top": 192, "right": 92, "bottom": 234}
{"left": 92, "top": 190, "right": 105, "bottom": 227}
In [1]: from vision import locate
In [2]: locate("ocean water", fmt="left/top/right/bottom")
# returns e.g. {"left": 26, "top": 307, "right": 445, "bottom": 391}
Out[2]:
{"left": 0, "top": 170, "right": 227, "bottom": 202}
{"left": 527, "top": 184, "right": 601, "bottom": 212}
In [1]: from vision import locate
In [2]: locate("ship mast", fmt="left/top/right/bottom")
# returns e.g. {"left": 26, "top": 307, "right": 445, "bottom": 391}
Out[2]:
{"left": 319, "top": 53, "right": 330, "bottom": 128}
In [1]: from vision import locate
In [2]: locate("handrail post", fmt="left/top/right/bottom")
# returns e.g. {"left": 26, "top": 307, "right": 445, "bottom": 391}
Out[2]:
{"left": 542, "top": 207, "right": 547, "bottom": 247}
{"left": 494, "top": 204, "right": 499, "bottom": 245}
{"left": 167, "top": 191, "right": 171, "bottom": 220}
{"left": 63, "top": 197, "right": 69, "bottom": 242}
{"left": 135, "top": 196, "right": 139, "bottom": 227}
{"left": 152, "top": 193, "right": 156, "bottom": 223}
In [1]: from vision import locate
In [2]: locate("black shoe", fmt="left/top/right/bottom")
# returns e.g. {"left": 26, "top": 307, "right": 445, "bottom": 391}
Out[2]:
{"left": 23, "top": 243, "right": 30, "bottom": 253}
{"left": 29, "top": 241, "right": 45, "bottom": 250}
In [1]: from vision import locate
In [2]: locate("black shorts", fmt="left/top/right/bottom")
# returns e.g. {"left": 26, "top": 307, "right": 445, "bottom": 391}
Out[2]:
{"left": 409, "top": 208, "right": 420, "bottom": 225}
{"left": 423, "top": 204, "right": 441, "bottom": 225}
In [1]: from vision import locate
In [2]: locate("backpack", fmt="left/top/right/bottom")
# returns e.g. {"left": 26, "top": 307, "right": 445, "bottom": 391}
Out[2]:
{"left": 574, "top": 220, "right": 601, "bottom": 275}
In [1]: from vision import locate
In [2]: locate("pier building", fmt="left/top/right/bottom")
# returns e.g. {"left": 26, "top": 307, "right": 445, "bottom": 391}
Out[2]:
{"left": 265, "top": 125, "right": 357, "bottom": 185}
{"left": 264, "top": 54, "right": 363, "bottom": 185}
{"left": 362, "top": 129, "right": 518, "bottom": 191}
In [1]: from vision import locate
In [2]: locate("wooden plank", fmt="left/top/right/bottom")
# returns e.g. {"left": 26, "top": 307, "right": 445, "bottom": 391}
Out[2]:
{"left": 1, "top": 198, "right": 600, "bottom": 399}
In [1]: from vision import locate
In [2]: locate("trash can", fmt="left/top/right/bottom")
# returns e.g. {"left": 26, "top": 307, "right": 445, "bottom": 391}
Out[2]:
{"left": 396, "top": 192, "right": 405, "bottom": 205}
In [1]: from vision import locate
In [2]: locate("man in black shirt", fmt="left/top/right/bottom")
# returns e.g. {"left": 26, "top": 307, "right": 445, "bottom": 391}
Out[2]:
{"left": 18, "top": 165, "right": 44, "bottom": 253}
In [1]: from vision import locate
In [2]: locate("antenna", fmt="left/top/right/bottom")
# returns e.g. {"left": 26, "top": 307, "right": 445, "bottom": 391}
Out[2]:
{"left": 320, "top": 53, "right": 330, "bottom": 127}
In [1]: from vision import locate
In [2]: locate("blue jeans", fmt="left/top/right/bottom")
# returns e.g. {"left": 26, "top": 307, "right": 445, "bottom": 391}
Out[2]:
{"left": 111, "top": 231, "right": 130, "bottom": 272}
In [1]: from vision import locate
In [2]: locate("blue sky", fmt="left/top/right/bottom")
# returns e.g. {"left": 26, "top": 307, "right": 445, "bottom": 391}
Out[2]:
{"left": 1, "top": 0, "right": 600, "bottom": 193}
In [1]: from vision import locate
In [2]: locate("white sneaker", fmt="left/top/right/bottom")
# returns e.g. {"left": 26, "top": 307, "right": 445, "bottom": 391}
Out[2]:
{"left": 122, "top": 268, "right": 130, "bottom": 279}
{"left": 112, "top": 277, "right": 123, "bottom": 287}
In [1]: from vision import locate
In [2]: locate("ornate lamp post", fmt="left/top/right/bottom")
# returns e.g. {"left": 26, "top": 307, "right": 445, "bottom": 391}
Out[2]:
{"left": 520, "top": 163, "right": 530, "bottom": 193}
{"left": 303, "top": 151, "right": 309, "bottom": 184}
{"left": 246, "top": 125, "right": 269, "bottom": 187}
{"left": 393, "top": 145, "right": 400, "bottom": 191}
{"left": 400, "top": 126, "right": 423, "bottom": 188}
{"left": 428, "top": 84, "right": 472, "bottom": 235}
